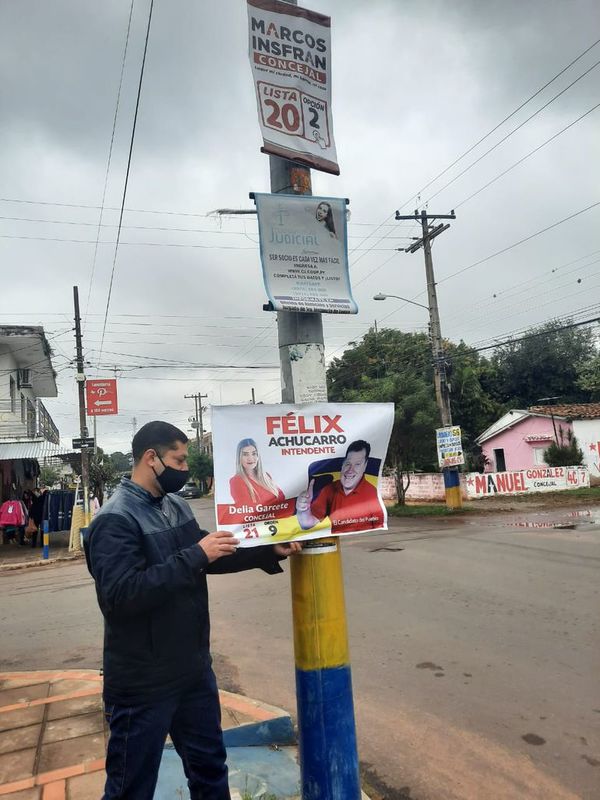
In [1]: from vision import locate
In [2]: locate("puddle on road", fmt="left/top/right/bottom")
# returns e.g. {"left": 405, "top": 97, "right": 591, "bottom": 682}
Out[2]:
{"left": 497, "top": 508, "right": 599, "bottom": 531}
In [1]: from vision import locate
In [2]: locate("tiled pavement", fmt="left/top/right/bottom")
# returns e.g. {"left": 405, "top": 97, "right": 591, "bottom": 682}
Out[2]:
{"left": 0, "top": 671, "right": 288, "bottom": 799}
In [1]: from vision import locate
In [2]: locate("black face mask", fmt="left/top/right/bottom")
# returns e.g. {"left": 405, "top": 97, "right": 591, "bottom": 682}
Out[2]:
{"left": 152, "top": 455, "right": 189, "bottom": 495}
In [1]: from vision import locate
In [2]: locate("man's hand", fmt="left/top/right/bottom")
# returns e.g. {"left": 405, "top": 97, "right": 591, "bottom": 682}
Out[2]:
{"left": 274, "top": 541, "right": 303, "bottom": 557}
{"left": 295, "top": 478, "right": 315, "bottom": 513}
{"left": 198, "top": 531, "right": 240, "bottom": 563}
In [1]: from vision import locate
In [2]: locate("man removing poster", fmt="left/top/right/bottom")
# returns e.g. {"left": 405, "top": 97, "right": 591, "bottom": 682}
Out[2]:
{"left": 212, "top": 403, "right": 394, "bottom": 546}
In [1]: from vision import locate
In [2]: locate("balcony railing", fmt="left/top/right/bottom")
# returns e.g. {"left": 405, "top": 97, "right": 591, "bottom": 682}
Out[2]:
{"left": 0, "top": 398, "right": 60, "bottom": 444}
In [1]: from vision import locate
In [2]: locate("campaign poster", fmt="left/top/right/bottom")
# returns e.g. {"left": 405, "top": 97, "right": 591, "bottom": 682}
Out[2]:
{"left": 247, "top": 0, "right": 339, "bottom": 175}
{"left": 212, "top": 403, "right": 394, "bottom": 547}
{"left": 436, "top": 426, "right": 464, "bottom": 468}
{"left": 255, "top": 193, "right": 358, "bottom": 314}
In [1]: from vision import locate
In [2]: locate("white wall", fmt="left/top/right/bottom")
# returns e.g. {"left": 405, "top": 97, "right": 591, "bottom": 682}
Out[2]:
{"left": 573, "top": 419, "right": 600, "bottom": 479}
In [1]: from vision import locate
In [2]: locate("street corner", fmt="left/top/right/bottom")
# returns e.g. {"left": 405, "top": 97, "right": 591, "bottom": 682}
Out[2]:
{"left": 0, "top": 670, "right": 104, "bottom": 798}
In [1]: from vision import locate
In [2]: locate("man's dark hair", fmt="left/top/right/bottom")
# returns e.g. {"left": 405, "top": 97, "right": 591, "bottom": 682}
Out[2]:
{"left": 345, "top": 439, "right": 370, "bottom": 460}
{"left": 132, "top": 421, "right": 188, "bottom": 464}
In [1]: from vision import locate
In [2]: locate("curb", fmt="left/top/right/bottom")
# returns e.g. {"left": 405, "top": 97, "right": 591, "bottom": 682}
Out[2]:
{"left": 0, "top": 553, "right": 84, "bottom": 573}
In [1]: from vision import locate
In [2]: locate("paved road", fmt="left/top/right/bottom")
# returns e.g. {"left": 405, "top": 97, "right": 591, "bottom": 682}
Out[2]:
{"left": 1, "top": 499, "right": 598, "bottom": 799}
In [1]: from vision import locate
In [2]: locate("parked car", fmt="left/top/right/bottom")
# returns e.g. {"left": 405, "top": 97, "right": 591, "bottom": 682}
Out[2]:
{"left": 176, "top": 481, "right": 201, "bottom": 499}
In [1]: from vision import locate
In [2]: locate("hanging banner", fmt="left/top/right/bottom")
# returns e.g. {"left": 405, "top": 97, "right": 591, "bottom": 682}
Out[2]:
{"left": 436, "top": 425, "right": 464, "bottom": 468}
{"left": 247, "top": 0, "right": 339, "bottom": 175}
{"left": 254, "top": 193, "right": 357, "bottom": 314}
{"left": 212, "top": 402, "right": 394, "bottom": 547}
{"left": 86, "top": 379, "right": 118, "bottom": 416}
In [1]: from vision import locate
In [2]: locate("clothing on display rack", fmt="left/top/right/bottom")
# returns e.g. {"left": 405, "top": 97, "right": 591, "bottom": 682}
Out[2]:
{"left": 41, "top": 490, "right": 75, "bottom": 533}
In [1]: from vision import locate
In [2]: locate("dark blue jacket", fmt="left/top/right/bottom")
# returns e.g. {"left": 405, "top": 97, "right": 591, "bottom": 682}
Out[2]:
{"left": 84, "top": 478, "right": 283, "bottom": 705}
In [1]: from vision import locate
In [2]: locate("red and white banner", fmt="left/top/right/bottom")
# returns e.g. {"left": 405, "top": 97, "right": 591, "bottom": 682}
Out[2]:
{"left": 85, "top": 379, "right": 118, "bottom": 416}
{"left": 212, "top": 403, "right": 393, "bottom": 546}
{"left": 247, "top": 0, "right": 339, "bottom": 174}
{"left": 465, "top": 466, "right": 589, "bottom": 498}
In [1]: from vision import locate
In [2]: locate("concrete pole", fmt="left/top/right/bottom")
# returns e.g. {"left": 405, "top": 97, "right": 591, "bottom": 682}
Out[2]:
{"left": 269, "top": 87, "right": 361, "bottom": 800}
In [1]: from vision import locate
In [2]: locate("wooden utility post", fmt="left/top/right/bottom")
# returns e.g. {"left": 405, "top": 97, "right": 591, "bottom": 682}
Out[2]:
{"left": 396, "top": 209, "right": 463, "bottom": 508}
{"left": 73, "top": 286, "right": 90, "bottom": 548}
{"left": 185, "top": 392, "right": 208, "bottom": 452}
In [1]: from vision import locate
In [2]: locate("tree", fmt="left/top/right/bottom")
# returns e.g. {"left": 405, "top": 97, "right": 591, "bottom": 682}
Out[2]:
{"left": 108, "top": 451, "right": 131, "bottom": 473}
{"left": 576, "top": 351, "right": 600, "bottom": 400}
{"left": 488, "top": 320, "right": 596, "bottom": 408}
{"left": 544, "top": 426, "right": 584, "bottom": 467}
{"left": 188, "top": 445, "right": 214, "bottom": 494}
{"left": 73, "top": 447, "right": 118, "bottom": 505}
{"left": 40, "top": 464, "right": 61, "bottom": 487}
{"left": 327, "top": 327, "right": 501, "bottom": 494}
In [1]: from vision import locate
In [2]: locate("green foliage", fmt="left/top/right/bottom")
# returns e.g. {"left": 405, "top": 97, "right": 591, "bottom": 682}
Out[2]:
{"left": 327, "top": 327, "right": 500, "bottom": 498}
{"left": 543, "top": 426, "right": 584, "bottom": 467}
{"left": 39, "top": 464, "right": 61, "bottom": 487}
{"left": 576, "top": 351, "right": 600, "bottom": 399}
{"left": 108, "top": 451, "right": 131, "bottom": 473}
{"left": 187, "top": 444, "right": 214, "bottom": 493}
{"left": 487, "top": 319, "right": 596, "bottom": 408}
{"left": 72, "top": 446, "right": 118, "bottom": 504}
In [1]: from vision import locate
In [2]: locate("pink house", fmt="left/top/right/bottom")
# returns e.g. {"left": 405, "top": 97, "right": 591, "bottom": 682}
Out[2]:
{"left": 476, "top": 410, "right": 572, "bottom": 473}
{"left": 476, "top": 403, "right": 600, "bottom": 475}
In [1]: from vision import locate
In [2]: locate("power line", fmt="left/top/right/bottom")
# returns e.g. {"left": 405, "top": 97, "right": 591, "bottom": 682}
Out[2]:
{"left": 0, "top": 215, "right": 411, "bottom": 241}
{"left": 439, "top": 201, "right": 600, "bottom": 284}
{"left": 98, "top": 0, "right": 155, "bottom": 368}
{"left": 425, "top": 57, "right": 600, "bottom": 204}
{"left": 84, "top": 0, "right": 136, "bottom": 330}
{"left": 0, "top": 233, "right": 397, "bottom": 252}
{"left": 346, "top": 43, "right": 600, "bottom": 284}
{"left": 413, "top": 38, "right": 600, "bottom": 204}
{"left": 453, "top": 101, "right": 600, "bottom": 209}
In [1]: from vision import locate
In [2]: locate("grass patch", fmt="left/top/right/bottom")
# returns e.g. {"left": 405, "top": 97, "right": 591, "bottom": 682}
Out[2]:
{"left": 388, "top": 504, "right": 459, "bottom": 517}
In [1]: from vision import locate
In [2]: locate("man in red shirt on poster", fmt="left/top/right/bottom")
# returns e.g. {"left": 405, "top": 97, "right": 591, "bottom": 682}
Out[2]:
{"left": 295, "top": 440, "right": 384, "bottom": 534}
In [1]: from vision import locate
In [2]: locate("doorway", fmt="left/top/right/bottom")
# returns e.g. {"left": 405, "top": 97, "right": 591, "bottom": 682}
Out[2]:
{"left": 494, "top": 448, "right": 506, "bottom": 472}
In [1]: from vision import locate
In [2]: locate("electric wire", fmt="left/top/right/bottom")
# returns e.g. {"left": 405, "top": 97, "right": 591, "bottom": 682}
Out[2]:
{"left": 83, "top": 0, "right": 136, "bottom": 331}
{"left": 97, "top": 0, "right": 155, "bottom": 369}
{"left": 425, "top": 58, "right": 600, "bottom": 205}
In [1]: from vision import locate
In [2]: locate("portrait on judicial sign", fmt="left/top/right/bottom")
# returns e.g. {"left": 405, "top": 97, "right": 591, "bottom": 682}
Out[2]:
{"left": 213, "top": 403, "right": 394, "bottom": 547}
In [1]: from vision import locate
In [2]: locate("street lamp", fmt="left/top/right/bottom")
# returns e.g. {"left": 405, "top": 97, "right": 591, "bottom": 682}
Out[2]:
{"left": 373, "top": 292, "right": 429, "bottom": 311}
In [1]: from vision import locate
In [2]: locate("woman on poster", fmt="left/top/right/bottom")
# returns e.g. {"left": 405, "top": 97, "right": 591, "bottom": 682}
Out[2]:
{"left": 315, "top": 201, "right": 338, "bottom": 240}
{"left": 229, "top": 438, "right": 284, "bottom": 506}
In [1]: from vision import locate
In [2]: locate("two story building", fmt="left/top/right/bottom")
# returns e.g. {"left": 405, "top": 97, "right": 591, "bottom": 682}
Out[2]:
{"left": 0, "top": 326, "right": 74, "bottom": 501}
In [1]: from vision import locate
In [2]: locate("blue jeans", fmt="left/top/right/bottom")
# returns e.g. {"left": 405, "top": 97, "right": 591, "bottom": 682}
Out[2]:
{"left": 103, "top": 668, "right": 230, "bottom": 799}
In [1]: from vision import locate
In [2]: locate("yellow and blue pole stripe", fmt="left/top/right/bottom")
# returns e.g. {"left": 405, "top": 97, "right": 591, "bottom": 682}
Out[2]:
{"left": 290, "top": 538, "right": 361, "bottom": 800}
{"left": 443, "top": 466, "right": 462, "bottom": 508}
{"left": 42, "top": 520, "right": 49, "bottom": 559}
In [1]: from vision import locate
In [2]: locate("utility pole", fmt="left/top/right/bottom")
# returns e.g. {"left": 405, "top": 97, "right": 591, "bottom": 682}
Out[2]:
{"left": 185, "top": 392, "right": 207, "bottom": 452}
{"left": 269, "top": 5, "right": 361, "bottom": 798}
{"left": 395, "top": 208, "right": 462, "bottom": 508}
{"left": 72, "top": 286, "right": 90, "bottom": 549}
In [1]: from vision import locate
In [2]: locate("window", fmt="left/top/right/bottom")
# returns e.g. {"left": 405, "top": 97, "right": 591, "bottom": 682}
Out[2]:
{"left": 10, "top": 375, "right": 16, "bottom": 413}
{"left": 21, "top": 393, "right": 26, "bottom": 423}
{"left": 493, "top": 448, "right": 506, "bottom": 472}
{"left": 533, "top": 447, "right": 548, "bottom": 466}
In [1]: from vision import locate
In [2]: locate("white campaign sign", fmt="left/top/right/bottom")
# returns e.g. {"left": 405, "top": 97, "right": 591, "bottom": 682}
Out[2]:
{"left": 247, "top": 0, "right": 339, "bottom": 174}
{"left": 465, "top": 466, "right": 590, "bottom": 498}
{"left": 212, "top": 403, "right": 394, "bottom": 547}
{"left": 436, "top": 426, "right": 464, "bottom": 468}
{"left": 255, "top": 193, "right": 357, "bottom": 314}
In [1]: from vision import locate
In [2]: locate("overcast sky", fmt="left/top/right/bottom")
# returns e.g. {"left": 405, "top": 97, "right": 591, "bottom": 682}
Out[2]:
{"left": 1, "top": 0, "right": 599, "bottom": 452}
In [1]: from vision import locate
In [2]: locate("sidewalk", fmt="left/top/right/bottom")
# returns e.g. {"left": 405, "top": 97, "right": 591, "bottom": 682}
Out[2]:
{"left": 0, "top": 533, "right": 82, "bottom": 572}
{"left": 0, "top": 670, "right": 339, "bottom": 799}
